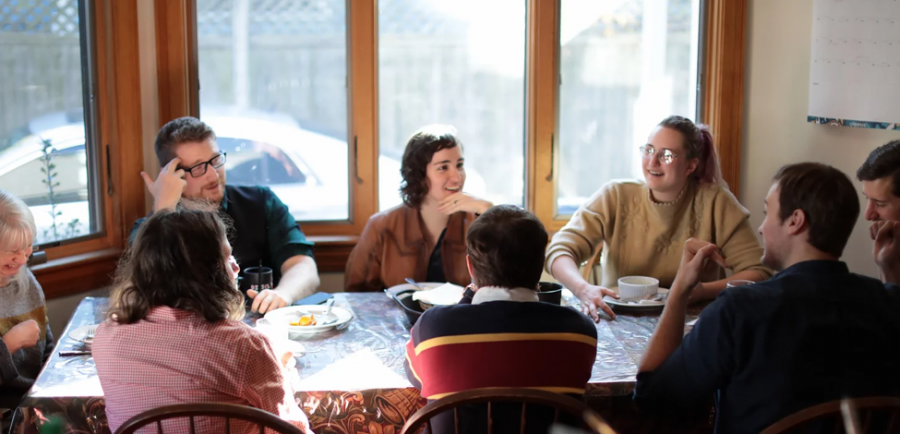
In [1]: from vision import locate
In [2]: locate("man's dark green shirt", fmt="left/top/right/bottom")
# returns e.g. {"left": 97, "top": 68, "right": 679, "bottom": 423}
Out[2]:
{"left": 131, "top": 185, "right": 314, "bottom": 285}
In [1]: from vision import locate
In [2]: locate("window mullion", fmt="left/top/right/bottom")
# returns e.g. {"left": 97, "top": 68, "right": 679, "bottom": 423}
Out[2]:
{"left": 343, "top": 0, "right": 379, "bottom": 236}
{"left": 527, "top": 0, "right": 563, "bottom": 231}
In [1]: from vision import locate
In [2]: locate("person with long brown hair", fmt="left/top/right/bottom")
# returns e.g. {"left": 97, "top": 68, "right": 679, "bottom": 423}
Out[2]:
{"left": 547, "top": 116, "right": 771, "bottom": 321}
{"left": 345, "top": 125, "right": 493, "bottom": 292}
{"left": 93, "top": 209, "right": 308, "bottom": 433}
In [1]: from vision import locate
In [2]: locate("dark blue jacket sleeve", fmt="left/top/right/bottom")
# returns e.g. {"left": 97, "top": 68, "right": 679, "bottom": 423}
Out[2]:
{"left": 634, "top": 292, "right": 737, "bottom": 412}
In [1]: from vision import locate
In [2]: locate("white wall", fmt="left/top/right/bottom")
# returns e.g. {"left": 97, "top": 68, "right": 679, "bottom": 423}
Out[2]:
{"left": 742, "top": 0, "right": 900, "bottom": 278}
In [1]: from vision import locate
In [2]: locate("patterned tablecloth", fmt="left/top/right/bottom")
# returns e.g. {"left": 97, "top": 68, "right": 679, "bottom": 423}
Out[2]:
{"left": 18, "top": 292, "right": 701, "bottom": 434}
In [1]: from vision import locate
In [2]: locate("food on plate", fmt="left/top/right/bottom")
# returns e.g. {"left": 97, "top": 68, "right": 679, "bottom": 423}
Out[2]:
{"left": 290, "top": 314, "right": 317, "bottom": 326}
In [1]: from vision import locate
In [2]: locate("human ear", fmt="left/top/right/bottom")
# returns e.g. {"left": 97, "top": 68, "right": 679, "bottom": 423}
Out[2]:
{"left": 787, "top": 209, "right": 807, "bottom": 235}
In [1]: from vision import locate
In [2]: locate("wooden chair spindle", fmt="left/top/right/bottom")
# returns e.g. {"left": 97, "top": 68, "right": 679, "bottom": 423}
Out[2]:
{"left": 519, "top": 402, "right": 527, "bottom": 434}
{"left": 487, "top": 401, "right": 493, "bottom": 434}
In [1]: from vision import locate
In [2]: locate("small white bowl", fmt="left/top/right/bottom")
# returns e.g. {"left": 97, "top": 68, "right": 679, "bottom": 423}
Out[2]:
{"left": 618, "top": 276, "right": 659, "bottom": 302}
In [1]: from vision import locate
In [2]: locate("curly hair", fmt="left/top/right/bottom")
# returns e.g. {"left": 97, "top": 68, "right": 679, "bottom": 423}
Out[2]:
{"left": 108, "top": 209, "right": 244, "bottom": 324}
{"left": 400, "top": 125, "right": 462, "bottom": 208}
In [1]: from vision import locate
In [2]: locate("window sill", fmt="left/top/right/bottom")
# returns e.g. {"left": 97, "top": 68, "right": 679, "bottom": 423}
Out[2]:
{"left": 31, "top": 248, "right": 122, "bottom": 299}
{"left": 30, "top": 236, "right": 358, "bottom": 299}
{"left": 309, "top": 235, "right": 358, "bottom": 273}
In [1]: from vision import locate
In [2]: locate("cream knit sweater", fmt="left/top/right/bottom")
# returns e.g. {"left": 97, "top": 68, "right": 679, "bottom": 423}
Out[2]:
{"left": 545, "top": 180, "right": 772, "bottom": 289}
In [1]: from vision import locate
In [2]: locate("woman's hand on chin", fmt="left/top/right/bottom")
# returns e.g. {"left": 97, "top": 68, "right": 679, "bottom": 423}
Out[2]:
{"left": 438, "top": 192, "right": 493, "bottom": 215}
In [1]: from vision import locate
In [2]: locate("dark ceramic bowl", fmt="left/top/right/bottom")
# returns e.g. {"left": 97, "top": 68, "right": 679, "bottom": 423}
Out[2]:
{"left": 537, "top": 281, "right": 563, "bottom": 305}
{"left": 385, "top": 287, "right": 425, "bottom": 328}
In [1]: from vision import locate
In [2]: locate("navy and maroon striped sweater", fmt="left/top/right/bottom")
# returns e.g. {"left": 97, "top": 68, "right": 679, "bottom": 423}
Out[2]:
{"left": 404, "top": 288, "right": 597, "bottom": 401}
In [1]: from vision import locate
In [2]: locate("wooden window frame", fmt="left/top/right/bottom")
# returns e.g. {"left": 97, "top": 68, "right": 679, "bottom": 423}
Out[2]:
{"left": 154, "top": 0, "right": 378, "bottom": 272}
{"left": 32, "top": 0, "right": 146, "bottom": 298}
{"left": 702, "top": 0, "right": 747, "bottom": 196}
{"left": 148, "top": 0, "right": 747, "bottom": 273}
{"left": 531, "top": 0, "right": 748, "bottom": 232}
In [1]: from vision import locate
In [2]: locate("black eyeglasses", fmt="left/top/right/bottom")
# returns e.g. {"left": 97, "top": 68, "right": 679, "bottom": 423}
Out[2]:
{"left": 181, "top": 153, "right": 227, "bottom": 178}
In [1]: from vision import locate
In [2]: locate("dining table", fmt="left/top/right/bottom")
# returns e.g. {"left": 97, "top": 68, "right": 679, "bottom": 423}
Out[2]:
{"left": 17, "top": 291, "right": 711, "bottom": 434}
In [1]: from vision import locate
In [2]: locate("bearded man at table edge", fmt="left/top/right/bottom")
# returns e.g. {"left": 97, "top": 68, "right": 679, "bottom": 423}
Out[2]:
{"left": 404, "top": 205, "right": 597, "bottom": 434}
{"left": 634, "top": 162, "right": 900, "bottom": 434}
{"left": 132, "top": 117, "right": 319, "bottom": 314}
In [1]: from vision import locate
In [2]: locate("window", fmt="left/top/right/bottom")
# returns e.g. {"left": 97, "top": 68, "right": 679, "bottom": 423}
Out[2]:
{"left": 195, "top": 0, "right": 350, "bottom": 222}
{"left": 377, "top": 0, "right": 527, "bottom": 211}
{"left": 0, "top": 0, "right": 102, "bottom": 246}
{"left": 555, "top": 0, "right": 702, "bottom": 215}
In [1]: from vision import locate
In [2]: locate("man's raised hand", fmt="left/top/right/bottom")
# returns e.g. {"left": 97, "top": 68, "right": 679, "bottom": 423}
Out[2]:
{"left": 140, "top": 158, "right": 186, "bottom": 212}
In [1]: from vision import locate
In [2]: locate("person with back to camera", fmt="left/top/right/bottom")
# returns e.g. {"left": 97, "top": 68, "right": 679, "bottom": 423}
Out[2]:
{"left": 635, "top": 163, "right": 900, "bottom": 434}
{"left": 405, "top": 205, "right": 597, "bottom": 434}
{"left": 94, "top": 209, "right": 309, "bottom": 433}
{"left": 546, "top": 116, "right": 771, "bottom": 320}
{"left": 345, "top": 125, "right": 493, "bottom": 292}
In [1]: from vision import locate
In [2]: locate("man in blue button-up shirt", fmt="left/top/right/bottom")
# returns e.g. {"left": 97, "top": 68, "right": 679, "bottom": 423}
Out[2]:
{"left": 634, "top": 162, "right": 900, "bottom": 434}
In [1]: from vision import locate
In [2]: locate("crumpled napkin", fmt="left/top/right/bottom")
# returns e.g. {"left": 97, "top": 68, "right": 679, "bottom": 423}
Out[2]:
{"left": 411, "top": 282, "right": 465, "bottom": 306}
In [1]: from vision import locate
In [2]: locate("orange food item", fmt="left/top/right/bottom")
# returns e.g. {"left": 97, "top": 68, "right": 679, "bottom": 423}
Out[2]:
{"left": 289, "top": 314, "right": 317, "bottom": 326}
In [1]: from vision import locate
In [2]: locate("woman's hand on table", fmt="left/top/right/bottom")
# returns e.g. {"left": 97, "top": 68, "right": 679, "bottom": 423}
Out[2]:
{"left": 574, "top": 284, "right": 618, "bottom": 322}
{"left": 2, "top": 319, "right": 40, "bottom": 353}
{"left": 438, "top": 192, "right": 492, "bottom": 216}
{"left": 247, "top": 289, "right": 289, "bottom": 314}
{"left": 279, "top": 350, "right": 296, "bottom": 370}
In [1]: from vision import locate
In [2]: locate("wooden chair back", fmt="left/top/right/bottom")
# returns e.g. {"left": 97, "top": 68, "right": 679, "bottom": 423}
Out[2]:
{"left": 760, "top": 397, "right": 900, "bottom": 434}
{"left": 114, "top": 402, "right": 304, "bottom": 434}
{"left": 399, "top": 387, "right": 617, "bottom": 434}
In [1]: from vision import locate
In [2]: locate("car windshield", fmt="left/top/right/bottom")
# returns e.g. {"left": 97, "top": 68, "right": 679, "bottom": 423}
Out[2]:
{"left": 217, "top": 138, "right": 308, "bottom": 185}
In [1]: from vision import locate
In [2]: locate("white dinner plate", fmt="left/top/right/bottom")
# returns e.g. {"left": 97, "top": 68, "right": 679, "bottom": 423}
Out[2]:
{"left": 386, "top": 282, "right": 446, "bottom": 293}
{"left": 386, "top": 282, "right": 458, "bottom": 310}
{"left": 67, "top": 324, "right": 100, "bottom": 343}
{"left": 603, "top": 287, "right": 670, "bottom": 310}
{"left": 264, "top": 305, "right": 353, "bottom": 334}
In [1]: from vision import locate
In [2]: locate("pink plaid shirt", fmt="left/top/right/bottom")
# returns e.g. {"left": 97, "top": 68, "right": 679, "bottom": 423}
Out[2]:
{"left": 93, "top": 306, "right": 308, "bottom": 433}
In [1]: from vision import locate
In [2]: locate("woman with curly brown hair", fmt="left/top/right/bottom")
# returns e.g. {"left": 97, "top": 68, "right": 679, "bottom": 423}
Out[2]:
{"left": 345, "top": 125, "right": 493, "bottom": 292}
{"left": 93, "top": 209, "right": 309, "bottom": 433}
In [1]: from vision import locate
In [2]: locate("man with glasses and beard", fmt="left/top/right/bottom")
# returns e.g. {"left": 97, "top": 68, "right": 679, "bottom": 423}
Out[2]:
{"left": 133, "top": 117, "right": 319, "bottom": 314}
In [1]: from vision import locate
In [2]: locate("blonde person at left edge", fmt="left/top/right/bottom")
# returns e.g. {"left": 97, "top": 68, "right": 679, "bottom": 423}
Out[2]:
{"left": 132, "top": 117, "right": 319, "bottom": 313}
{"left": 0, "top": 190, "right": 54, "bottom": 432}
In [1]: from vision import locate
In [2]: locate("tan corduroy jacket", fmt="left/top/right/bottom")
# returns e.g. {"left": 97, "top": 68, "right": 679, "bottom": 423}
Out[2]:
{"left": 344, "top": 204, "right": 475, "bottom": 292}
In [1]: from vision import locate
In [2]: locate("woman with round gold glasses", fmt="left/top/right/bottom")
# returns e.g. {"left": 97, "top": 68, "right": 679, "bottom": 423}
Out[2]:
{"left": 545, "top": 116, "right": 771, "bottom": 321}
